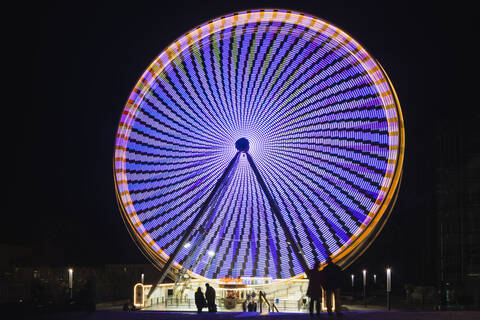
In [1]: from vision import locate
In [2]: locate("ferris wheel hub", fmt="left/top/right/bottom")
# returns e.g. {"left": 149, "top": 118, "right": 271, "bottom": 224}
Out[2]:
{"left": 235, "top": 137, "right": 250, "bottom": 152}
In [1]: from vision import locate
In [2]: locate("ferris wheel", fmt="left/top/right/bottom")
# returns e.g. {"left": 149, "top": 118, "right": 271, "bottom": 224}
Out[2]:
{"left": 114, "top": 9, "right": 404, "bottom": 289}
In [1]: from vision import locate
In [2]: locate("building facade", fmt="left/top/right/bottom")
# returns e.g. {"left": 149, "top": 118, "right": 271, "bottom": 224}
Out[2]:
{"left": 435, "top": 114, "right": 480, "bottom": 307}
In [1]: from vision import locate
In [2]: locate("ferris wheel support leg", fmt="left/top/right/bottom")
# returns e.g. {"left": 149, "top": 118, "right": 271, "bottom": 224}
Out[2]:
{"left": 147, "top": 152, "right": 241, "bottom": 299}
{"left": 246, "top": 152, "right": 311, "bottom": 274}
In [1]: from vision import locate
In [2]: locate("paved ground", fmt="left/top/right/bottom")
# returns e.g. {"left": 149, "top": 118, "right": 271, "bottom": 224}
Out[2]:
{"left": 25, "top": 310, "right": 480, "bottom": 320}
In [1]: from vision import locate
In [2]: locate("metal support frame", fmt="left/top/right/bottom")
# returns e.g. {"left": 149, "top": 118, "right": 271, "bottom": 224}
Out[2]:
{"left": 147, "top": 150, "right": 310, "bottom": 298}
{"left": 173, "top": 174, "right": 233, "bottom": 287}
{"left": 147, "top": 152, "right": 240, "bottom": 298}
{"left": 245, "top": 153, "right": 310, "bottom": 273}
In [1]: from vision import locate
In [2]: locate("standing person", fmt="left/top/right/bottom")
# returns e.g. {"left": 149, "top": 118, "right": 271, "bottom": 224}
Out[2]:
{"left": 307, "top": 260, "right": 323, "bottom": 318}
{"left": 205, "top": 283, "right": 216, "bottom": 312}
{"left": 194, "top": 287, "right": 206, "bottom": 313}
{"left": 322, "top": 257, "right": 343, "bottom": 316}
{"left": 251, "top": 291, "right": 257, "bottom": 312}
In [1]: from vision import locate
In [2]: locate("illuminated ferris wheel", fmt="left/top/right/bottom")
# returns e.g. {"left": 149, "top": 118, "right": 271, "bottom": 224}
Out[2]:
{"left": 114, "top": 9, "right": 404, "bottom": 286}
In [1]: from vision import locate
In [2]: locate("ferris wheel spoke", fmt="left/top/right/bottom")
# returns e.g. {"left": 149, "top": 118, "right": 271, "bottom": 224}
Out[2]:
{"left": 272, "top": 150, "right": 369, "bottom": 226}
{"left": 261, "top": 156, "right": 341, "bottom": 255}
{"left": 272, "top": 147, "right": 381, "bottom": 204}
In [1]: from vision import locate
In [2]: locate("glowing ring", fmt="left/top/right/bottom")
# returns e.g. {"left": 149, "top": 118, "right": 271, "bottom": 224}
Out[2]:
{"left": 114, "top": 9, "right": 404, "bottom": 279}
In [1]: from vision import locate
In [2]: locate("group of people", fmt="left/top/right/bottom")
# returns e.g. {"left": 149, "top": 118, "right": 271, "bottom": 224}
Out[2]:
{"left": 307, "top": 257, "right": 343, "bottom": 317}
{"left": 194, "top": 257, "right": 342, "bottom": 316}
{"left": 194, "top": 283, "right": 216, "bottom": 313}
{"left": 242, "top": 291, "right": 257, "bottom": 312}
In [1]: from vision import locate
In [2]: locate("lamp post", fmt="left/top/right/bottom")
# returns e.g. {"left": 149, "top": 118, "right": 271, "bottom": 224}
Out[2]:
{"left": 373, "top": 274, "right": 377, "bottom": 285}
{"left": 351, "top": 274, "right": 355, "bottom": 298}
{"left": 68, "top": 268, "right": 73, "bottom": 300}
{"left": 362, "top": 269, "right": 367, "bottom": 307}
{"left": 141, "top": 273, "right": 145, "bottom": 284}
{"left": 386, "top": 268, "right": 392, "bottom": 311}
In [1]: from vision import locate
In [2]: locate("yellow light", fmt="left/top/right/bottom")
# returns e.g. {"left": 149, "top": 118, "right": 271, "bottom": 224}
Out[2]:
{"left": 133, "top": 283, "right": 145, "bottom": 307}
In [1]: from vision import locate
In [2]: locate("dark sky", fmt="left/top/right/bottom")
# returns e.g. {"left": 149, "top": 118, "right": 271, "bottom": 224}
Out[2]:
{"left": 4, "top": 0, "right": 473, "bottom": 286}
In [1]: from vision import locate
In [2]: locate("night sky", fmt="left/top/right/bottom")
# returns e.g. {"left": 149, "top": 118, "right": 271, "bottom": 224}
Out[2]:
{"left": 5, "top": 0, "right": 473, "bottom": 286}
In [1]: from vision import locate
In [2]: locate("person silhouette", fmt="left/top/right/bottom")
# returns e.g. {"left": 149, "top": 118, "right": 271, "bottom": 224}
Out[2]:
{"left": 194, "top": 287, "right": 206, "bottom": 313}
{"left": 322, "top": 257, "right": 343, "bottom": 316}
{"left": 307, "top": 259, "right": 323, "bottom": 317}
{"left": 205, "top": 283, "right": 216, "bottom": 312}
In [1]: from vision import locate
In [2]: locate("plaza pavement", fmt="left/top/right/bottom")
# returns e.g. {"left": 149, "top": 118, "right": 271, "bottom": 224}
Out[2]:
{"left": 28, "top": 310, "right": 480, "bottom": 320}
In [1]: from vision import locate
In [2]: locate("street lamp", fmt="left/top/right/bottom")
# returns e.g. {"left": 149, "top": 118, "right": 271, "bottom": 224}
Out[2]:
{"left": 351, "top": 274, "right": 355, "bottom": 299}
{"left": 362, "top": 269, "right": 367, "bottom": 307}
{"left": 68, "top": 268, "right": 73, "bottom": 299}
{"left": 373, "top": 274, "right": 377, "bottom": 284}
{"left": 386, "top": 268, "right": 392, "bottom": 311}
{"left": 141, "top": 273, "right": 145, "bottom": 284}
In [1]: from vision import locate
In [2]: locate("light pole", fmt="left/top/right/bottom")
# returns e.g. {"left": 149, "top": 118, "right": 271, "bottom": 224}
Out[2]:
{"left": 68, "top": 268, "right": 73, "bottom": 300}
{"left": 386, "top": 268, "right": 392, "bottom": 311}
{"left": 141, "top": 273, "right": 144, "bottom": 284}
{"left": 373, "top": 274, "right": 377, "bottom": 285}
{"left": 362, "top": 269, "right": 367, "bottom": 307}
{"left": 351, "top": 274, "right": 355, "bottom": 298}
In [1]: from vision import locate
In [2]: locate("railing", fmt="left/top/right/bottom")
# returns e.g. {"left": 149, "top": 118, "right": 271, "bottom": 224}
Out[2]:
{"left": 143, "top": 296, "right": 192, "bottom": 309}
{"left": 259, "top": 291, "right": 279, "bottom": 313}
